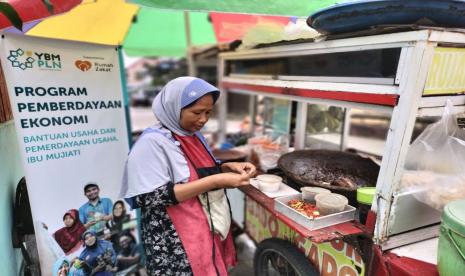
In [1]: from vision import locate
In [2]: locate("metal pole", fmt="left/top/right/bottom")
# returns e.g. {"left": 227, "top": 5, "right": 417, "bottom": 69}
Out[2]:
{"left": 117, "top": 47, "right": 133, "bottom": 147}
{"left": 340, "top": 108, "right": 351, "bottom": 151}
{"left": 184, "top": 11, "right": 197, "bottom": 77}
{"left": 217, "top": 57, "right": 227, "bottom": 144}
{"left": 249, "top": 95, "right": 257, "bottom": 136}
{"left": 294, "top": 102, "right": 307, "bottom": 150}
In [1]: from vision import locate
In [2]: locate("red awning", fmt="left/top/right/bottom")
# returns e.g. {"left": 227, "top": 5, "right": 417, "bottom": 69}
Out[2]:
{"left": 0, "top": 0, "right": 81, "bottom": 30}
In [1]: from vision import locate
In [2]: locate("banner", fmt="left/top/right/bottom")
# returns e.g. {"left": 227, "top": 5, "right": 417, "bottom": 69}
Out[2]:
{"left": 0, "top": 34, "right": 138, "bottom": 275}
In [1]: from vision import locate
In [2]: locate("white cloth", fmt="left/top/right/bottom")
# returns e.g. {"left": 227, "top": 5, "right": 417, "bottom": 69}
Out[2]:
{"left": 198, "top": 189, "right": 231, "bottom": 240}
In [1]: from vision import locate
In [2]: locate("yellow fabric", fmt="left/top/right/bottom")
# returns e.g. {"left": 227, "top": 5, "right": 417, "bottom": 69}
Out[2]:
{"left": 27, "top": 0, "right": 138, "bottom": 46}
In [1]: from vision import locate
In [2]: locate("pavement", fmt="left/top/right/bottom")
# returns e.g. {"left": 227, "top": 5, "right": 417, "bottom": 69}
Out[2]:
{"left": 230, "top": 233, "right": 256, "bottom": 276}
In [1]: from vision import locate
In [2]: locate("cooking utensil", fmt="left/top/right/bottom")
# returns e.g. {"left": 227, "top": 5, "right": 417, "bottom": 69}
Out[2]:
{"left": 278, "top": 149, "right": 379, "bottom": 205}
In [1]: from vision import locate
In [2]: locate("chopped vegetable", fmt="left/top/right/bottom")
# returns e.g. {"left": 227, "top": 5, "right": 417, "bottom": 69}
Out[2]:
{"left": 288, "top": 199, "right": 321, "bottom": 219}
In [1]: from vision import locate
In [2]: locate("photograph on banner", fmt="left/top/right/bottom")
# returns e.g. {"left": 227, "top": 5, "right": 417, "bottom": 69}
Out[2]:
{"left": 1, "top": 34, "right": 146, "bottom": 275}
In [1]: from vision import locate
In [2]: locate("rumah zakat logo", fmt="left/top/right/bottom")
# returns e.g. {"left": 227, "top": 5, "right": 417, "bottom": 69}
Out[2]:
{"left": 75, "top": 60, "right": 92, "bottom": 71}
{"left": 7, "top": 48, "right": 35, "bottom": 70}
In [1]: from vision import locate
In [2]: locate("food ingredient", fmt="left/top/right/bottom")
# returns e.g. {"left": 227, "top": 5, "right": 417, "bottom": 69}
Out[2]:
{"left": 401, "top": 170, "right": 465, "bottom": 210}
{"left": 288, "top": 199, "right": 321, "bottom": 219}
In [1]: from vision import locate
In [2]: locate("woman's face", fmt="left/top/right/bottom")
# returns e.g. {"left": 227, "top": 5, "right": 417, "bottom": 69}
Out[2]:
{"left": 63, "top": 214, "right": 74, "bottom": 228}
{"left": 180, "top": 94, "right": 214, "bottom": 133}
{"left": 84, "top": 233, "right": 96, "bottom": 247}
{"left": 113, "top": 203, "right": 124, "bottom": 217}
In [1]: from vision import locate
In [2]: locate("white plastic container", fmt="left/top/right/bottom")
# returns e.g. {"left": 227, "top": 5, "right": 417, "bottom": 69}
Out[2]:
{"left": 254, "top": 174, "right": 282, "bottom": 192}
{"left": 315, "top": 193, "right": 348, "bottom": 215}
{"left": 300, "top": 187, "right": 331, "bottom": 202}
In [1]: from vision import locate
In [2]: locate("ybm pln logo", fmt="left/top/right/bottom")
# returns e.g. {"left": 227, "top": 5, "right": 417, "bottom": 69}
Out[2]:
{"left": 7, "top": 48, "right": 62, "bottom": 71}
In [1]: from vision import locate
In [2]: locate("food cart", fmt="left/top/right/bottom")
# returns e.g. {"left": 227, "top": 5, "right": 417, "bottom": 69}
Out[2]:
{"left": 217, "top": 28, "right": 465, "bottom": 275}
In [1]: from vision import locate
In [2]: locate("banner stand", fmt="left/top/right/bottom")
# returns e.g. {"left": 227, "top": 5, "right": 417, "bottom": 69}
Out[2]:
{"left": 1, "top": 33, "right": 143, "bottom": 275}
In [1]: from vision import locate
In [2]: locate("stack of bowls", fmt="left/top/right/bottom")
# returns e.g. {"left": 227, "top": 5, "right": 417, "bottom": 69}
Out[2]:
{"left": 301, "top": 187, "right": 331, "bottom": 202}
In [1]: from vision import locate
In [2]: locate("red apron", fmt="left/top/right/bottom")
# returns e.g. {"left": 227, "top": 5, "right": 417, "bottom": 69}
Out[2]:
{"left": 166, "top": 134, "right": 237, "bottom": 276}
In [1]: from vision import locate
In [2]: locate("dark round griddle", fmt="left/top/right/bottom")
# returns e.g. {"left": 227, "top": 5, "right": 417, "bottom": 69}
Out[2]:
{"left": 278, "top": 149, "right": 379, "bottom": 204}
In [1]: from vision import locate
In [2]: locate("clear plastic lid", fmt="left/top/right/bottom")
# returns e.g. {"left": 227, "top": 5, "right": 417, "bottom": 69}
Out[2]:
{"left": 300, "top": 187, "right": 331, "bottom": 194}
{"left": 315, "top": 193, "right": 348, "bottom": 206}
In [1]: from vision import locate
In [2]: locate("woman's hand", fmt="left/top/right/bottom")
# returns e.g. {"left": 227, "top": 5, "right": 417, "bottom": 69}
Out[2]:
{"left": 221, "top": 162, "right": 256, "bottom": 177}
{"left": 215, "top": 172, "right": 251, "bottom": 189}
{"left": 173, "top": 170, "right": 253, "bottom": 202}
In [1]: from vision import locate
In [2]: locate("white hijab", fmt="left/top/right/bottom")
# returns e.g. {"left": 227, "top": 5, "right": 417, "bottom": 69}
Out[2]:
{"left": 152, "top": 76, "right": 219, "bottom": 135}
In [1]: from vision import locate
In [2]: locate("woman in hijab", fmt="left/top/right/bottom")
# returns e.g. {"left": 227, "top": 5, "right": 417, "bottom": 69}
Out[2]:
{"left": 120, "top": 77, "right": 256, "bottom": 275}
{"left": 78, "top": 230, "right": 116, "bottom": 276}
{"left": 106, "top": 200, "right": 130, "bottom": 252}
{"left": 54, "top": 209, "right": 86, "bottom": 255}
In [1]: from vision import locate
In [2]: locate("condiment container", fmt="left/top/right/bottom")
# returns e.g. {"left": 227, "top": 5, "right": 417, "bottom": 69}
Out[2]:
{"left": 301, "top": 187, "right": 331, "bottom": 202}
{"left": 255, "top": 174, "right": 282, "bottom": 193}
{"left": 315, "top": 193, "right": 348, "bottom": 215}
{"left": 356, "top": 187, "right": 375, "bottom": 225}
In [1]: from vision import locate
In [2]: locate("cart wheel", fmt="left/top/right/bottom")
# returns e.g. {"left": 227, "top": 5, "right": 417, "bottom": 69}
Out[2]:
{"left": 254, "top": 238, "right": 319, "bottom": 276}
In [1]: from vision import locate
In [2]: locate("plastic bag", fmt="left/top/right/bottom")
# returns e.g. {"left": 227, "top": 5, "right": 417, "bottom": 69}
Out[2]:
{"left": 238, "top": 19, "right": 319, "bottom": 50}
{"left": 405, "top": 100, "right": 465, "bottom": 173}
{"left": 401, "top": 170, "right": 465, "bottom": 210}
{"left": 402, "top": 100, "right": 465, "bottom": 210}
{"left": 239, "top": 21, "right": 286, "bottom": 50}
{"left": 248, "top": 135, "right": 289, "bottom": 171}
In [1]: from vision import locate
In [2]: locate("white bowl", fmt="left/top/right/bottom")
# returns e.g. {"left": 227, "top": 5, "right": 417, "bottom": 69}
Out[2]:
{"left": 255, "top": 174, "right": 282, "bottom": 193}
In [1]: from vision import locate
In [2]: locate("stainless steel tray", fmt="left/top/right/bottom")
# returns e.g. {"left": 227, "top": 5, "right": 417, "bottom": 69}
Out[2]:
{"left": 274, "top": 194, "right": 356, "bottom": 230}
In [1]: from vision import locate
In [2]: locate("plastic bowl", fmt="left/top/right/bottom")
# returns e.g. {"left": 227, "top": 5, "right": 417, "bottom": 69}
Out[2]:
{"left": 255, "top": 174, "right": 282, "bottom": 193}
{"left": 301, "top": 187, "right": 331, "bottom": 202}
{"left": 315, "top": 193, "right": 348, "bottom": 215}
